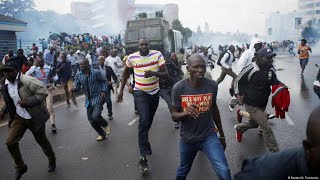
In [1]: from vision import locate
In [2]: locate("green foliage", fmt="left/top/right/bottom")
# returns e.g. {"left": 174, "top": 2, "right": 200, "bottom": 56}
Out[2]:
{"left": 0, "top": 0, "right": 35, "bottom": 17}
{"left": 172, "top": 19, "right": 193, "bottom": 44}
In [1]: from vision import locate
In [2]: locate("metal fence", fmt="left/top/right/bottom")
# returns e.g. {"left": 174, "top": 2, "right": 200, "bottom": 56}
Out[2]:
{"left": 0, "top": 40, "right": 43, "bottom": 60}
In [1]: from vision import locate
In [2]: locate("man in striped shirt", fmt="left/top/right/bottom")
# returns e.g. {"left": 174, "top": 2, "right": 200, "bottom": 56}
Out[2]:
{"left": 73, "top": 58, "right": 111, "bottom": 141}
{"left": 118, "top": 38, "right": 169, "bottom": 175}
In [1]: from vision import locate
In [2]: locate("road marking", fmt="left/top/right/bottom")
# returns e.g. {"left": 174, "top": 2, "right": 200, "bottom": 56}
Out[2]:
{"left": 128, "top": 116, "right": 139, "bottom": 126}
{"left": 0, "top": 121, "right": 8, "bottom": 127}
{"left": 53, "top": 95, "right": 85, "bottom": 108}
{"left": 285, "top": 113, "right": 295, "bottom": 126}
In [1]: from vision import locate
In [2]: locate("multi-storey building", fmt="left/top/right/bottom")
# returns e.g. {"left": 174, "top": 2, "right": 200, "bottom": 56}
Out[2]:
{"left": 298, "top": 0, "right": 320, "bottom": 25}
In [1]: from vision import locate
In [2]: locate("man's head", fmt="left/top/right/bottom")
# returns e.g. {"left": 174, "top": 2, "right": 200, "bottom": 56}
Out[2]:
{"left": 98, "top": 56, "right": 105, "bottom": 66}
{"left": 50, "top": 47, "right": 55, "bottom": 53}
{"left": 111, "top": 49, "right": 117, "bottom": 57}
{"left": 79, "top": 58, "right": 90, "bottom": 72}
{"left": 32, "top": 43, "right": 36, "bottom": 46}
{"left": 70, "top": 50, "right": 74, "bottom": 55}
{"left": 170, "top": 53, "right": 177, "bottom": 61}
{"left": 203, "top": 48, "right": 208, "bottom": 56}
{"left": 180, "top": 48, "right": 185, "bottom": 54}
{"left": 303, "top": 106, "right": 320, "bottom": 176}
{"left": 1, "top": 61, "right": 20, "bottom": 83}
{"left": 37, "top": 58, "right": 44, "bottom": 68}
{"left": 8, "top": 50, "right": 14, "bottom": 57}
{"left": 17, "top": 49, "right": 24, "bottom": 57}
{"left": 186, "top": 54, "right": 206, "bottom": 82}
{"left": 60, "top": 52, "right": 67, "bottom": 62}
{"left": 254, "top": 42, "right": 263, "bottom": 52}
{"left": 255, "top": 48, "right": 276, "bottom": 70}
{"left": 228, "top": 45, "right": 235, "bottom": 54}
{"left": 138, "top": 38, "right": 150, "bottom": 56}
{"left": 301, "top": 39, "right": 307, "bottom": 46}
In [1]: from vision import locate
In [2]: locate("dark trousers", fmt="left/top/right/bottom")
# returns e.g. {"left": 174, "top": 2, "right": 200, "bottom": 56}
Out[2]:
{"left": 6, "top": 116, "right": 56, "bottom": 171}
{"left": 314, "top": 86, "right": 320, "bottom": 99}
{"left": 159, "top": 88, "right": 172, "bottom": 109}
{"left": 216, "top": 67, "right": 237, "bottom": 89}
{"left": 134, "top": 90, "right": 160, "bottom": 156}
{"left": 87, "top": 103, "right": 108, "bottom": 136}
{"left": 105, "top": 89, "right": 112, "bottom": 116}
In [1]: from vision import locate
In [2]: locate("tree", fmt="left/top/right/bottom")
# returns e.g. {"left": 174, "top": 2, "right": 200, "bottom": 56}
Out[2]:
{"left": 0, "top": 0, "right": 35, "bottom": 18}
{"left": 171, "top": 19, "right": 193, "bottom": 45}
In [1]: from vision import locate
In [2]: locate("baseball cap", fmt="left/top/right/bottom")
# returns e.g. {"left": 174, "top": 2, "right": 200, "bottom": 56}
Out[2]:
{"left": 76, "top": 50, "right": 81, "bottom": 54}
{"left": 256, "top": 48, "right": 276, "bottom": 58}
{"left": 1, "top": 61, "right": 19, "bottom": 72}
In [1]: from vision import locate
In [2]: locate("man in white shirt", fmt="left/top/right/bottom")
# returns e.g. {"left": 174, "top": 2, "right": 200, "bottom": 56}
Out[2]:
{"left": 104, "top": 49, "right": 123, "bottom": 96}
{"left": 216, "top": 45, "right": 237, "bottom": 86}
{"left": 0, "top": 61, "right": 56, "bottom": 179}
{"left": 67, "top": 50, "right": 78, "bottom": 77}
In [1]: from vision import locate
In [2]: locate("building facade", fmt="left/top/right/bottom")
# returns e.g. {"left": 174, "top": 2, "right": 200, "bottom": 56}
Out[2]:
{"left": 298, "top": 0, "right": 320, "bottom": 26}
{"left": 71, "top": 1, "right": 179, "bottom": 35}
{"left": 265, "top": 11, "right": 302, "bottom": 41}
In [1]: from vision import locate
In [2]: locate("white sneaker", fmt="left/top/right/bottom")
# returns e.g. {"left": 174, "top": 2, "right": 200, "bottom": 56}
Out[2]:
{"left": 228, "top": 105, "right": 234, "bottom": 112}
{"left": 96, "top": 135, "right": 106, "bottom": 141}
{"left": 105, "top": 125, "right": 111, "bottom": 135}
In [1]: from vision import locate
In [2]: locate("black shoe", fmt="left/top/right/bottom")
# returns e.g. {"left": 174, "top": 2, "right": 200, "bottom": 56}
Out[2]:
{"left": 267, "top": 114, "right": 276, "bottom": 120}
{"left": 51, "top": 124, "right": 57, "bottom": 133}
{"left": 15, "top": 166, "right": 28, "bottom": 180}
{"left": 229, "top": 88, "right": 235, "bottom": 97}
{"left": 48, "top": 162, "right": 56, "bottom": 172}
{"left": 139, "top": 156, "right": 148, "bottom": 175}
{"left": 108, "top": 116, "right": 113, "bottom": 120}
{"left": 134, "top": 110, "right": 139, "bottom": 115}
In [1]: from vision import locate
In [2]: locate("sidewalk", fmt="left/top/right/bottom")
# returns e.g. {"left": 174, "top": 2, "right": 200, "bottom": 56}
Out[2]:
{"left": 0, "top": 86, "right": 82, "bottom": 125}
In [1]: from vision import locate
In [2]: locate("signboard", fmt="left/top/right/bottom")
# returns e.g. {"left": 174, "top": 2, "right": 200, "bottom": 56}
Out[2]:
{"left": 268, "top": 28, "right": 272, "bottom": 36}
{"left": 295, "top": 17, "right": 302, "bottom": 29}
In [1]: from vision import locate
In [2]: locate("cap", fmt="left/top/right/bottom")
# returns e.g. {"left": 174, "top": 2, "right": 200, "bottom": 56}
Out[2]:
{"left": 256, "top": 48, "right": 276, "bottom": 58}
{"left": 76, "top": 50, "right": 81, "bottom": 54}
{"left": 1, "top": 61, "right": 19, "bottom": 72}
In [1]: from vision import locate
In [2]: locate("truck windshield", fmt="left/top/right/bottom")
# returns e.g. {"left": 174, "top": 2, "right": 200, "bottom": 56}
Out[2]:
{"left": 139, "top": 26, "right": 161, "bottom": 39}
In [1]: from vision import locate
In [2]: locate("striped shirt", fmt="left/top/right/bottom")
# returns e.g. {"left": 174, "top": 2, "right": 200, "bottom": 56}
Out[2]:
{"left": 127, "top": 50, "right": 165, "bottom": 95}
{"left": 74, "top": 69, "right": 108, "bottom": 108}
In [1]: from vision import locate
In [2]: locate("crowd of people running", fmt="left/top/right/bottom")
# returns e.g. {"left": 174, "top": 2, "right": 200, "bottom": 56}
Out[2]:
{"left": 0, "top": 36, "right": 319, "bottom": 180}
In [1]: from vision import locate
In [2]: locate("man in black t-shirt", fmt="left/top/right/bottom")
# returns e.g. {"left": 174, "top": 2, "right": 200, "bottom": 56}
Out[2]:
{"left": 171, "top": 54, "right": 231, "bottom": 180}
{"left": 8, "top": 49, "right": 28, "bottom": 71}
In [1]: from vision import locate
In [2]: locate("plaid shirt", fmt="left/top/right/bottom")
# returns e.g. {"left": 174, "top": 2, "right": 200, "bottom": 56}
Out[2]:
{"left": 74, "top": 69, "right": 108, "bottom": 108}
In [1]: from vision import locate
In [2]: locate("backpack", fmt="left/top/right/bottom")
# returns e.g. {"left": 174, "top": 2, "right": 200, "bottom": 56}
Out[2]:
{"left": 217, "top": 51, "right": 230, "bottom": 66}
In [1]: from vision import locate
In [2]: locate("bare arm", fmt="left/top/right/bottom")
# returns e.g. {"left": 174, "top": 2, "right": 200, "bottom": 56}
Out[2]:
{"left": 212, "top": 102, "right": 224, "bottom": 137}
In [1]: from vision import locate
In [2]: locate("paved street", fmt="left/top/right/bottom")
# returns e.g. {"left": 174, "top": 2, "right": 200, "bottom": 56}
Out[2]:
{"left": 0, "top": 54, "right": 319, "bottom": 180}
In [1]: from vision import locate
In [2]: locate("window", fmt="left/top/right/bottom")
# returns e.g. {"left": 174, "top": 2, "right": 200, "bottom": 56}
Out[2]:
{"left": 139, "top": 26, "right": 161, "bottom": 39}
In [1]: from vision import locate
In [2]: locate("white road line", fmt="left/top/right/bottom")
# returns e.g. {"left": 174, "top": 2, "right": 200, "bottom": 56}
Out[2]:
{"left": 285, "top": 113, "right": 295, "bottom": 126}
{"left": 0, "top": 122, "right": 8, "bottom": 127}
{"left": 53, "top": 95, "right": 85, "bottom": 108}
{"left": 128, "top": 116, "right": 139, "bottom": 126}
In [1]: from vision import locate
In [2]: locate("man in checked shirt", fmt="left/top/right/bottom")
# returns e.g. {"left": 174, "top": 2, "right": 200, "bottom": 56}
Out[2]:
{"left": 73, "top": 58, "right": 111, "bottom": 141}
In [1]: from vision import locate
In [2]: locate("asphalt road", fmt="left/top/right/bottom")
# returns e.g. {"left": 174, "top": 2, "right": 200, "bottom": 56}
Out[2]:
{"left": 0, "top": 54, "right": 319, "bottom": 180}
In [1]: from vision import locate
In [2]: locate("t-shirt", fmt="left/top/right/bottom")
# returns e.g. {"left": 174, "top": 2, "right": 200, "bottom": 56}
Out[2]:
{"left": 126, "top": 50, "right": 165, "bottom": 95}
{"left": 172, "top": 78, "right": 218, "bottom": 143}
{"left": 56, "top": 61, "right": 72, "bottom": 83}
{"left": 298, "top": 45, "right": 310, "bottom": 59}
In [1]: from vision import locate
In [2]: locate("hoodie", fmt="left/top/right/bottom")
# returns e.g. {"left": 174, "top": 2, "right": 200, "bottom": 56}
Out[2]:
{"left": 236, "top": 38, "right": 262, "bottom": 74}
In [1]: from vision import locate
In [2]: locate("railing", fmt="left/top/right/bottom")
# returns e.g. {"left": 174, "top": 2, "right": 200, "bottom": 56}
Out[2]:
{"left": 0, "top": 40, "right": 44, "bottom": 60}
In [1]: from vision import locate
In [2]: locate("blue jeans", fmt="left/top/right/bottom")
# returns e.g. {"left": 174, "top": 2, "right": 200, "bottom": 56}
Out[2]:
{"left": 87, "top": 103, "right": 108, "bottom": 136}
{"left": 176, "top": 133, "right": 231, "bottom": 180}
{"left": 134, "top": 90, "right": 159, "bottom": 156}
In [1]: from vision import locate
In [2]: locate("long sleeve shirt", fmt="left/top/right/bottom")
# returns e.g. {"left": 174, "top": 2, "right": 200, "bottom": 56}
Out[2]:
{"left": 220, "top": 50, "right": 234, "bottom": 69}
{"left": 25, "top": 65, "right": 52, "bottom": 86}
{"left": 104, "top": 56, "right": 123, "bottom": 76}
{"left": 74, "top": 69, "right": 108, "bottom": 108}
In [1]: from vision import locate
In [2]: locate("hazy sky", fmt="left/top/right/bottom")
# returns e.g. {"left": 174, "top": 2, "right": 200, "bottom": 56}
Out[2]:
{"left": 34, "top": 0, "right": 298, "bottom": 35}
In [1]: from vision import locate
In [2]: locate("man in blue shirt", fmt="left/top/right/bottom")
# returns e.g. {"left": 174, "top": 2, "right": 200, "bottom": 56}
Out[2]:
{"left": 73, "top": 58, "right": 111, "bottom": 141}
{"left": 45, "top": 47, "right": 55, "bottom": 66}
{"left": 26, "top": 58, "right": 56, "bottom": 133}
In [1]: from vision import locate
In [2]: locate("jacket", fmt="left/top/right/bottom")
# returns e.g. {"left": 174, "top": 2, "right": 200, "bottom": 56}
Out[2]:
{"left": 105, "top": 65, "right": 117, "bottom": 90}
{"left": 0, "top": 73, "right": 49, "bottom": 131}
{"left": 236, "top": 38, "right": 262, "bottom": 74}
{"left": 234, "top": 62, "right": 282, "bottom": 108}
{"left": 271, "top": 84, "right": 290, "bottom": 119}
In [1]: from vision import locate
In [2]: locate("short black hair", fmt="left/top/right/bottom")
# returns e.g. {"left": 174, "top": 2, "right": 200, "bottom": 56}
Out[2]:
{"left": 301, "top": 39, "right": 307, "bottom": 44}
